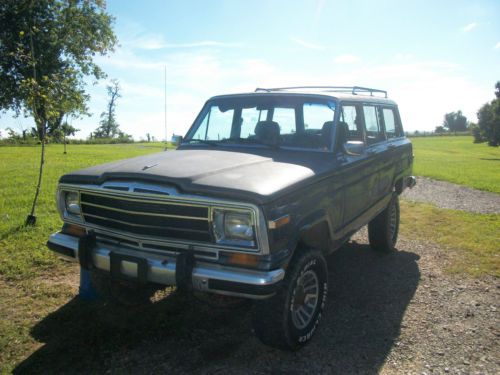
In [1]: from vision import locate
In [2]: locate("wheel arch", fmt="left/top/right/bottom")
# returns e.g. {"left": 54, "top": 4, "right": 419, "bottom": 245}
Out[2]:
{"left": 287, "top": 209, "right": 333, "bottom": 262}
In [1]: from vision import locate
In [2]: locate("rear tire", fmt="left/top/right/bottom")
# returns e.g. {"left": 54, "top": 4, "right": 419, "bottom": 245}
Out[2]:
{"left": 252, "top": 249, "right": 328, "bottom": 350}
{"left": 368, "top": 194, "right": 400, "bottom": 252}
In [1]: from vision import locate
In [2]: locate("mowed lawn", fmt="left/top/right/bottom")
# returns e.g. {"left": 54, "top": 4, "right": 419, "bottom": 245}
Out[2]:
{"left": 0, "top": 139, "right": 498, "bottom": 372}
{"left": 0, "top": 143, "right": 167, "bottom": 280}
{"left": 411, "top": 136, "right": 500, "bottom": 193}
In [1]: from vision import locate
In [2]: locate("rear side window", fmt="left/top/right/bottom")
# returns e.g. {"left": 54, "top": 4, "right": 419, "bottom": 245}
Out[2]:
{"left": 382, "top": 108, "right": 400, "bottom": 138}
{"left": 363, "top": 105, "right": 384, "bottom": 144}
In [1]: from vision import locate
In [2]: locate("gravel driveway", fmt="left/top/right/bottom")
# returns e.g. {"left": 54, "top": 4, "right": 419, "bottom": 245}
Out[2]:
{"left": 402, "top": 177, "right": 500, "bottom": 214}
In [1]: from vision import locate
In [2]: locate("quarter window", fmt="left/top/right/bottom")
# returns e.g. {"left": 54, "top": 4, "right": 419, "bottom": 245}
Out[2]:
{"left": 382, "top": 108, "right": 399, "bottom": 138}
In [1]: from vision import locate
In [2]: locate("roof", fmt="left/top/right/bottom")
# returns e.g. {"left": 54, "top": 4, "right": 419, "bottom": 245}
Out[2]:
{"left": 210, "top": 86, "right": 397, "bottom": 106}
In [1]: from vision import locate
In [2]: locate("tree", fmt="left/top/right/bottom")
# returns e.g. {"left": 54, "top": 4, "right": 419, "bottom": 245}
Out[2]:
{"left": 0, "top": 0, "right": 116, "bottom": 225}
{"left": 474, "top": 81, "right": 500, "bottom": 147}
{"left": 56, "top": 122, "right": 79, "bottom": 154}
{"left": 93, "top": 79, "right": 121, "bottom": 138}
{"left": 443, "top": 110, "right": 468, "bottom": 133}
{"left": 434, "top": 125, "right": 446, "bottom": 134}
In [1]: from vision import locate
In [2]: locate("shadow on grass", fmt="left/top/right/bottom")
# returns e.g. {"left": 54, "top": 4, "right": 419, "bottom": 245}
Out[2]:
{"left": 0, "top": 225, "right": 25, "bottom": 241}
{"left": 14, "top": 242, "right": 420, "bottom": 374}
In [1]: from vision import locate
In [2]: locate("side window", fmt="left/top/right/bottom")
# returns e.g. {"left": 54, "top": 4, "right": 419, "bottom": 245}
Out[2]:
{"left": 382, "top": 108, "right": 399, "bottom": 139}
{"left": 363, "top": 105, "right": 384, "bottom": 144}
{"left": 240, "top": 108, "right": 268, "bottom": 138}
{"left": 272, "top": 107, "right": 296, "bottom": 135}
{"left": 339, "top": 105, "right": 363, "bottom": 141}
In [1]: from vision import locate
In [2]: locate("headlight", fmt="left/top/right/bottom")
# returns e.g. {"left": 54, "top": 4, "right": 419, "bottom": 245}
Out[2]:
{"left": 62, "top": 191, "right": 81, "bottom": 217}
{"left": 212, "top": 209, "right": 255, "bottom": 247}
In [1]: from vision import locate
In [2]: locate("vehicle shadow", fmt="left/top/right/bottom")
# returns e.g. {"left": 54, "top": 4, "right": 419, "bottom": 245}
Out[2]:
{"left": 14, "top": 241, "right": 420, "bottom": 374}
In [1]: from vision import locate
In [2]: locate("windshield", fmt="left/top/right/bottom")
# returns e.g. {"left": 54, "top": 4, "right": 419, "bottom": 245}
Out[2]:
{"left": 184, "top": 95, "right": 336, "bottom": 150}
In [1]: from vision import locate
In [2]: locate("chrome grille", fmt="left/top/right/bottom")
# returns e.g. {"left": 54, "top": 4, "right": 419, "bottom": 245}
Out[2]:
{"left": 80, "top": 192, "right": 211, "bottom": 242}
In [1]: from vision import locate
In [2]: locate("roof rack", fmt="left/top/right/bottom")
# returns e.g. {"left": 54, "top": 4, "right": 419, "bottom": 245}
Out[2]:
{"left": 254, "top": 86, "right": 388, "bottom": 98}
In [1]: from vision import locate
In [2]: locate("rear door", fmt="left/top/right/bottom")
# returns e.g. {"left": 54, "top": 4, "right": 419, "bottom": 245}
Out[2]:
{"left": 362, "top": 104, "right": 388, "bottom": 205}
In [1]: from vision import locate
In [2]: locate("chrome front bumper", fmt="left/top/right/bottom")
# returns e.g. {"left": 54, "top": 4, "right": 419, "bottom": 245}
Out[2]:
{"left": 47, "top": 232, "right": 285, "bottom": 299}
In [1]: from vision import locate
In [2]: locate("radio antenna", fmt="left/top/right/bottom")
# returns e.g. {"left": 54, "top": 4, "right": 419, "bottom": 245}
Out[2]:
{"left": 164, "top": 65, "right": 167, "bottom": 151}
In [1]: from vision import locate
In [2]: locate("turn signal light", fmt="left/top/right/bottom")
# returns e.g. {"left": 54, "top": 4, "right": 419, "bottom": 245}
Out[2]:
{"left": 61, "top": 223, "right": 86, "bottom": 237}
{"left": 226, "top": 253, "right": 260, "bottom": 267}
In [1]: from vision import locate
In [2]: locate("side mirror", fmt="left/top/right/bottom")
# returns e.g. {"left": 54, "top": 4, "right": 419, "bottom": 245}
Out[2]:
{"left": 174, "top": 135, "right": 183, "bottom": 147}
{"left": 343, "top": 140, "right": 365, "bottom": 156}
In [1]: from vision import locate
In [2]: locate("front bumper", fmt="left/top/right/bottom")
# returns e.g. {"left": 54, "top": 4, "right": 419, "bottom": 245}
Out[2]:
{"left": 47, "top": 232, "right": 284, "bottom": 299}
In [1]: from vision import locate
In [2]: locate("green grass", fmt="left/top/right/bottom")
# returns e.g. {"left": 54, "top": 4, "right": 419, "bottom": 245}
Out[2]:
{"left": 410, "top": 136, "right": 500, "bottom": 193}
{"left": 0, "top": 143, "right": 169, "bottom": 372}
{"left": 0, "top": 143, "right": 168, "bottom": 281}
{"left": 400, "top": 201, "right": 500, "bottom": 277}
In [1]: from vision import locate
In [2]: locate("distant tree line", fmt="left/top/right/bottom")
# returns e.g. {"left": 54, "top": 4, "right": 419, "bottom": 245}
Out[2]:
{"left": 430, "top": 81, "right": 499, "bottom": 146}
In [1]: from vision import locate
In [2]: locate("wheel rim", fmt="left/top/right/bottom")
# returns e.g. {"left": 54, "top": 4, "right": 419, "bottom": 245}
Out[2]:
{"left": 389, "top": 202, "right": 398, "bottom": 242}
{"left": 291, "top": 270, "right": 319, "bottom": 329}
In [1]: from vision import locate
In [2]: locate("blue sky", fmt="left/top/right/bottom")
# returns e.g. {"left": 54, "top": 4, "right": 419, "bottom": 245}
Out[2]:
{"left": 1, "top": 0, "right": 499, "bottom": 140}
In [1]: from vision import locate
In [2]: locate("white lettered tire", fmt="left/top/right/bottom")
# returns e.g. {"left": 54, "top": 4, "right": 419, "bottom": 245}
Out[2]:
{"left": 252, "top": 249, "right": 328, "bottom": 350}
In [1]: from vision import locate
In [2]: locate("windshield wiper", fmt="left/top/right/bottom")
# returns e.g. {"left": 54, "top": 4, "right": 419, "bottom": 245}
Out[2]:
{"left": 219, "top": 137, "right": 280, "bottom": 149}
{"left": 182, "top": 139, "right": 218, "bottom": 147}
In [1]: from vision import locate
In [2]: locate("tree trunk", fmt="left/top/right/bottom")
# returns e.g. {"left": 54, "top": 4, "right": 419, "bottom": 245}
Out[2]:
{"left": 64, "top": 135, "right": 67, "bottom": 154}
{"left": 26, "top": 129, "right": 45, "bottom": 226}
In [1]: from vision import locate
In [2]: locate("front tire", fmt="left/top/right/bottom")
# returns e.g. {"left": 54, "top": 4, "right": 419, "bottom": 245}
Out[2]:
{"left": 368, "top": 194, "right": 400, "bottom": 252}
{"left": 252, "top": 249, "right": 328, "bottom": 350}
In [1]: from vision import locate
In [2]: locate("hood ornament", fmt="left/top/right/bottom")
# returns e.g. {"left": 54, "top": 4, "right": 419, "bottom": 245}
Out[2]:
{"left": 142, "top": 163, "right": 159, "bottom": 171}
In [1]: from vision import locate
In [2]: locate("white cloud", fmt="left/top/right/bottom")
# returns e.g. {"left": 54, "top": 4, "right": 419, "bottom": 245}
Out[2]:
{"left": 162, "top": 41, "right": 243, "bottom": 49}
{"left": 462, "top": 22, "right": 477, "bottom": 32}
{"left": 123, "top": 33, "right": 242, "bottom": 50}
{"left": 291, "top": 37, "right": 325, "bottom": 50}
{"left": 333, "top": 54, "right": 360, "bottom": 64}
{"left": 495, "top": 42, "right": 500, "bottom": 49}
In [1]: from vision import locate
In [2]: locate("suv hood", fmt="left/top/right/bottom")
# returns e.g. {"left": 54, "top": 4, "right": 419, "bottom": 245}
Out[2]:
{"left": 59, "top": 148, "right": 333, "bottom": 203}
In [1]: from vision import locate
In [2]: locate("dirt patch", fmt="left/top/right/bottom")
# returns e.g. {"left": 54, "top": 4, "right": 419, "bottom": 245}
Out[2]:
{"left": 402, "top": 177, "right": 500, "bottom": 214}
{"left": 13, "top": 230, "right": 499, "bottom": 374}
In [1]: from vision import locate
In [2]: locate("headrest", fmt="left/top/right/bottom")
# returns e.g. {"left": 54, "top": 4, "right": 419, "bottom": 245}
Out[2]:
{"left": 254, "top": 121, "right": 280, "bottom": 144}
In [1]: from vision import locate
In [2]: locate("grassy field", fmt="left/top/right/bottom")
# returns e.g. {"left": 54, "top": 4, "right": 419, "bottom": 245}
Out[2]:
{"left": 0, "top": 140, "right": 498, "bottom": 372}
{"left": 410, "top": 136, "right": 500, "bottom": 193}
{"left": 0, "top": 143, "right": 168, "bottom": 281}
{"left": 400, "top": 201, "right": 499, "bottom": 277}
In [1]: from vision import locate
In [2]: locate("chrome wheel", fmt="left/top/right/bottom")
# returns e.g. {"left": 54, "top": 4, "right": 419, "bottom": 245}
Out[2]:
{"left": 291, "top": 270, "right": 319, "bottom": 329}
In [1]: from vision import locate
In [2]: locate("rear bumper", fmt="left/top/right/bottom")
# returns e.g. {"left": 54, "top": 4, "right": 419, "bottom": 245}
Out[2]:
{"left": 47, "top": 232, "right": 284, "bottom": 299}
{"left": 405, "top": 175, "right": 417, "bottom": 189}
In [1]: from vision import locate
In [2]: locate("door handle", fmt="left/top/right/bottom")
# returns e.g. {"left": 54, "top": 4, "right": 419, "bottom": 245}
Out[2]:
{"left": 387, "top": 144, "right": 396, "bottom": 149}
